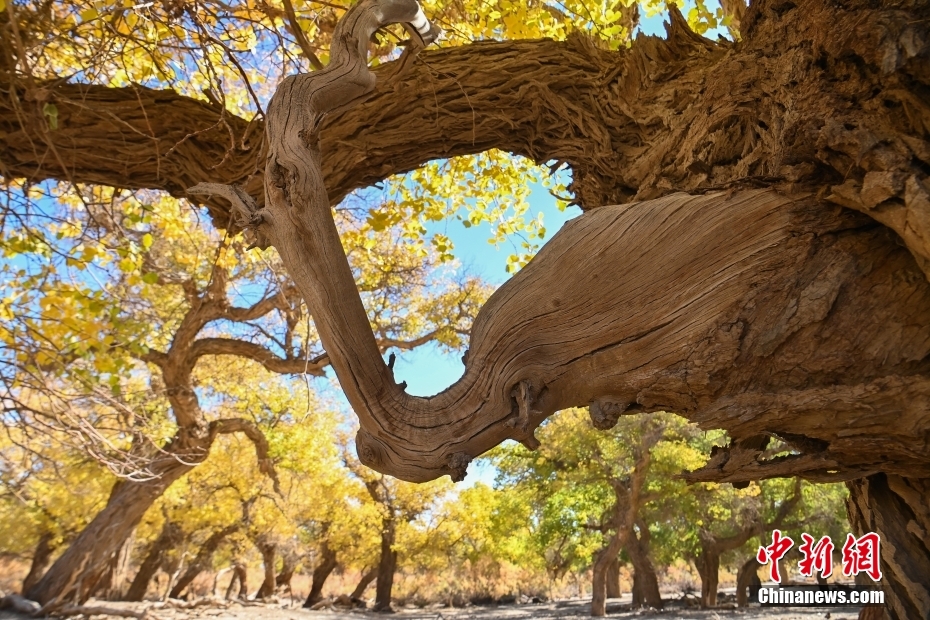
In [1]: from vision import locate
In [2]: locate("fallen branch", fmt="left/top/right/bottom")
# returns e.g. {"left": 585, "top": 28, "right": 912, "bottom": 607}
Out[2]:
{"left": 56, "top": 605, "right": 148, "bottom": 619}
{"left": 0, "top": 594, "right": 41, "bottom": 615}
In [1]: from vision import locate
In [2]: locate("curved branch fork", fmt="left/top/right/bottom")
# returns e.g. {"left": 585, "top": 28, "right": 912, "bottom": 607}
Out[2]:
{"left": 191, "top": 1, "right": 930, "bottom": 483}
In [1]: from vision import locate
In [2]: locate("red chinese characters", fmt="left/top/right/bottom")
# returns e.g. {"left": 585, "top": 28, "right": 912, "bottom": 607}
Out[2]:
{"left": 842, "top": 532, "right": 883, "bottom": 581}
{"left": 757, "top": 529, "right": 794, "bottom": 583}
{"left": 798, "top": 533, "right": 834, "bottom": 579}
{"left": 758, "top": 530, "right": 882, "bottom": 583}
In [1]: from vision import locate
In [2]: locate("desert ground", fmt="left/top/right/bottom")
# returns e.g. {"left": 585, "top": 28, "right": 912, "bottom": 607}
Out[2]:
{"left": 1, "top": 591, "right": 863, "bottom": 620}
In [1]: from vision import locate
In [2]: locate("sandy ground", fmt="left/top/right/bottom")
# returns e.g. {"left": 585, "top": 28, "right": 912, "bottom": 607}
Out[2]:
{"left": 1, "top": 595, "right": 862, "bottom": 620}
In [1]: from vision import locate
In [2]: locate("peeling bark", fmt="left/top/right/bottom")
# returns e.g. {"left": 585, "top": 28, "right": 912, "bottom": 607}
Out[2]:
{"left": 190, "top": 0, "right": 930, "bottom": 489}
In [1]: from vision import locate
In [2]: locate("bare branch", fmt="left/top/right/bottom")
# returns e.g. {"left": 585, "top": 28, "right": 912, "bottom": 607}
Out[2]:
{"left": 188, "top": 338, "right": 327, "bottom": 376}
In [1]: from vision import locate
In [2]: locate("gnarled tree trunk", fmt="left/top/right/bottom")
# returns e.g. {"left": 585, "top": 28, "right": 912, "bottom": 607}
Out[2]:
{"left": 735, "top": 557, "right": 761, "bottom": 607}
{"left": 694, "top": 550, "right": 719, "bottom": 609}
{"left": 25, "top": 435, "right": 209, "bottom": 606}
{"left": 350, "top": 567, "right": 378, "bottom": 601}
{"left": 225, "top": 563, "right": 248, "bottom": 601}
{"left": 274, "top": 550, "right": 299, "bottom": 594}
{"left": 847, "top": 475, "right": 930, "bottom": 620}
{"left": 303, "top": 541, "right": 338, "bottom": 607}
{"left": 169, "top": 525, "right": 239, "bottom": 599}
{"left": 254, "top": 539, "right": 277, "bottom": 600}
{"left": 627, "top": 525, "right": 661, "bottom": 610}
{"left": 21, "top": 532, "right": 56, "bottom": 596}
{"left": 126, "top": 521, "right": 182, "bottom": 602}
{"left": 590, "top": 425, "right": 661, "bottom": 616}
{"left": 605, "top": 558, "right": 621, "bottom": 599}
{"left": 373, "top": 518, "right": 398, "bottom": 612}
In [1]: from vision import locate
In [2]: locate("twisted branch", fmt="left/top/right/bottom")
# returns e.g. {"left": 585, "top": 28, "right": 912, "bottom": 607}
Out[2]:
{"left": 191, "top": 0, "right": 930, "bottom": 484}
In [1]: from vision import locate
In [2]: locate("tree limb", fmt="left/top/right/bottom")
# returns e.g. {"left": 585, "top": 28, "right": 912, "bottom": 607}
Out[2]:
{"left": 188, "top": 337, "right": 328, "bottom": 376}
{"left": 210, "top": 417, "right": 282, "bottom": 494}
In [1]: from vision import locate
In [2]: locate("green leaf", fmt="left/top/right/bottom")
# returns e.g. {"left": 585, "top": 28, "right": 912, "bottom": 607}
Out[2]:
{"left": 42, "top": 103, "right": 58, "bottom": 130}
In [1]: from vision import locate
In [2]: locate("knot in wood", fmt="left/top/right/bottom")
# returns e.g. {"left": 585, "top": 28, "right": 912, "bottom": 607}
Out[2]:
{"left": 447, "top": 452, "right": 472, "bottom": 483}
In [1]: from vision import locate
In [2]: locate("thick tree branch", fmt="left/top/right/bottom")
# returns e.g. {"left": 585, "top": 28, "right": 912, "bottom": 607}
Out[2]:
{"left": 185, "top": 0, "right": 930, "bottom": 484}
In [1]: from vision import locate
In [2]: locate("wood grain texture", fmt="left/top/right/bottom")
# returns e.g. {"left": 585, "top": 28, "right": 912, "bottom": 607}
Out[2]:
{"left": 185, "top": 0, "right": 930, "bottom": 486}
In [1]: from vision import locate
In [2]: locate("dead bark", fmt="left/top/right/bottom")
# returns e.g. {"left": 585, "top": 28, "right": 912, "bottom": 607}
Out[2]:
{"left": 303, "top": 541, "right": 338, "bottom": 607}
{"left": 847, "top": 474, "right": 930, "bottom": 620}
{"left": 21, "top": 532, "right": 56, "bottom": 595}
{"left": 169, "top": 525, "right": 239, "bottom": 599}
{"left": 126, "top": 521, "right": 182, "bottom": 601}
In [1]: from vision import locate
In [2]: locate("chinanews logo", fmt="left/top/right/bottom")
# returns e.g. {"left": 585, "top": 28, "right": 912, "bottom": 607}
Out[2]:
{"left": 754, "top": 530, "right": 883, "bottom": 608}
{"left": 757, "top": 529, "right": 882, "bottom": 582}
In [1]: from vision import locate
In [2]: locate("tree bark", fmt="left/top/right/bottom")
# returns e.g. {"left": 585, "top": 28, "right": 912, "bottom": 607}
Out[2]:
{"left": 735, "top": 556, "right": 761, "bottom": 607}
{"left": 5, "top": 0, "right": 930, "bottom": 614}
{"left": 694, "top": 549, "right": 720, "bottom": 608}
{"left": 274, "top": 551, "right": 298, "bottom": 593}
{"left": 591, "top": 530, "right": 627, "bottom": 617}
{"left": 605, "top": 557, "right": 621, "bottom": 599}
{"left": 373, "top": 518, "right": 398, "bottom": 612}
{"left": 627, "top": 526, "right": 662, "bottom": 610}
{"left": 21, "top": 532, "right": 56, "bottom": 596}
{"left": 254, "top": 540, "right": 277, "bottom": 600}
{"left": 225, "top": 564, "right": 248, "bottom": 601}
{"left": 302, "top": 541, "right": 338, "bottom": 607}
{"left": 169, "top": 525, "right": 238, "bottom": 599}
{"left": 25, "top": 432, "right": 210, "bottom": 606}
{"left": 125, "top": 521, "right": 182, "bottom": 602}
{"left": 350, "top": 567, "right": 378, "bottom": 600}
{"left": 189, "top": 0, "right": 930, "bottom": 499}
{"left": 847, "top": 474, "right": 930, "bottom": 620}
{"left": 590, "top": 426, "right": 661, "bottom": 617}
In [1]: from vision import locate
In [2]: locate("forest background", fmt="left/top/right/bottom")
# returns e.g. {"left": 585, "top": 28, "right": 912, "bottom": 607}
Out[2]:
{"left": 0, "top": 0, "right": 851, "bottom": 613}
